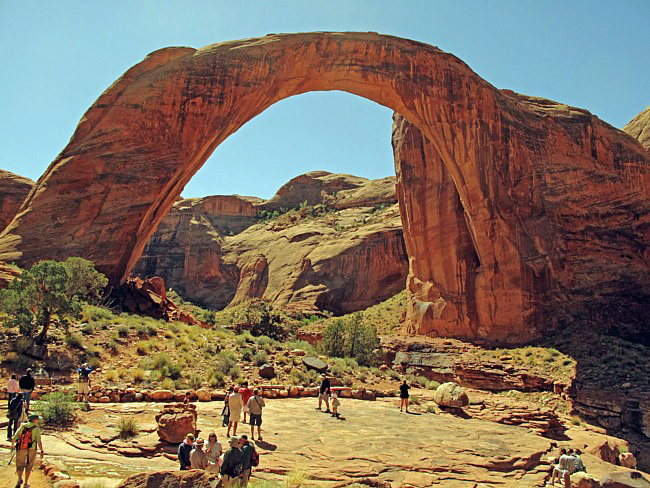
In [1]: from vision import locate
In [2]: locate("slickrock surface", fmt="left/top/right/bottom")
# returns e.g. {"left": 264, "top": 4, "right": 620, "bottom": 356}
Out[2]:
{"left": 134, "top": 173, "right": 407, "bottom": 313}
{"left": 0, "top": 33, "right": 647, "bottom": 343}
{"left": 0, "top": 169, "right": 34, "bottom": 231}
{"left": 624, "top": 106, "right": 650, "bottom": 152}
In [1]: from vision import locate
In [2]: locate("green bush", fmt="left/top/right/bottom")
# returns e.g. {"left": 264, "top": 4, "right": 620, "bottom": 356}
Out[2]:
{"left": 65, "top": 333, "right": 84, "bottom": 349}
{"left": 117, "top": 325, "right": 129, "bottom": 338}
{"left": 35, "top": 392, "right": 76, "bottom": 426}
{"left": 117, "top": 417, "right": 139, "bottom": 439}
{"left": 82, "top": 305, "right": 114, "bottom": 322}
{"left": 213, "top": 350, "right": 240, "bottom": 379}
{"left": 253, "top": 351, "right": 268, "bottom": 367}
{"left": 188, "top": 373, "right": 203, "bottom": 390}
{"left": 321, "top": 313, "right": 379, "bottom": 366}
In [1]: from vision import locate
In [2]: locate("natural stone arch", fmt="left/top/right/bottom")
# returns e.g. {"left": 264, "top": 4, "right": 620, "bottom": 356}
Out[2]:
{"left": 0, "top": 32, "right": 647, "bottom": 344}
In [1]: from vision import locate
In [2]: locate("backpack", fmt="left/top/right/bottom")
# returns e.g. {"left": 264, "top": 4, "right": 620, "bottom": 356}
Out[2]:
{"left": 7, "top": 397, "right": 23, "bottom": 419}
{"left": 251, "top": 445, "right": 260, "bottom": 467}
{"left": 18, "top": 427, "right": 35, "bottom": 450}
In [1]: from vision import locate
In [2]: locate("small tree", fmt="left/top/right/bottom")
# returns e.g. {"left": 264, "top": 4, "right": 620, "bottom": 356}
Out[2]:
{"left": 322, "top": 319, "right": 346, "bottom": 357}
{"left": 0, "top": 258, "right": 107, "bottom": 344}
{"left": 344, "top": 313, "right": 379, "bottom": 366}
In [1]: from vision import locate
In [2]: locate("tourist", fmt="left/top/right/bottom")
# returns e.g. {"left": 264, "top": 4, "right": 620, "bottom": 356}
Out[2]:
{"left": 7, "top": 392, "right": 24, "bottom": 442}
{"left": 11, "top": 413, "right": 45, "bottom": 488}
{"left": 190, "top": 437, "right": 209, "bottom": 470}
{"left": 184, "top": 391, "right": 191, "bottom": 404}
{"left": 19, "top": 369, "right": 35, "bottom": 412}
{"left": 177, "top": 433, "right": 195, "bottom": 470}
{"left": 247, "top": 388, "right": 265, "bottom": 441}
{"left": 573, "top": 448, "right": 586, "bottom": 473}
{"left": 331, "top": 391, "right": 341, "bottom": 418}
{"left": 550, "top": 447, "right": 573, "bottom": 487}
{"left": 239, "top": 434, "right": 256, "bottom": 487}
{"left": 227, "top": 387, "right": 244, "bottom": 438}
{"left": 316, "top": 374, "right": 331, "bottom": 413}
{"left": 7, "top": 374, "right": 20, "bottom": 405}
{"left": 76, "top": 362, "right": 94, "bottom": 403}
{"left": 206, "top": 431, "right": 223, "bottom": 471}
{"left": 220, "top": 437, "right": 244, "bottom": 487}
{"left": 222, "top": 386, "right": 234, "bottom": 427}
{"left": 399, "top": 379, "right": 410, "bottom": 413}
{"left": 240, "top": 381, "right": 253, "bottom": 424}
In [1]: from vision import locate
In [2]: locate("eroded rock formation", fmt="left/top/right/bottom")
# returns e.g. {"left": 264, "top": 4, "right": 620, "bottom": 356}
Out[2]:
{"left": 624, "top": 106, "right": 650, "bottom": 152}
{"left": 0, "top": 32, "right": 647, "bottom": 343}
{"left": 133, "top": 172, "right": 408, "bottom": 313}
{"left": 0, "top": 169, "right": 34, "bottom": 232}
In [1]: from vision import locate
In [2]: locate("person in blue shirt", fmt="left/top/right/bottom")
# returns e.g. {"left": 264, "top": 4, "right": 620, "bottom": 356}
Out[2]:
{"left": 76, "top": 363, "right": 94, "bottom": 403}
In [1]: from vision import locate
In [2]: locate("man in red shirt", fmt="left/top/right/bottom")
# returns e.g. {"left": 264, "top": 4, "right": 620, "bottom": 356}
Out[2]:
{"left": 239, "top": 381, "right": 253, "bottom": 424}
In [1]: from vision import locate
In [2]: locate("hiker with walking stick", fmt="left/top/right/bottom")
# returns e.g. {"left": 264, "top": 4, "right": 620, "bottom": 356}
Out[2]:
{"left": 10, "top": 413, "right": 44, "bottom": 488}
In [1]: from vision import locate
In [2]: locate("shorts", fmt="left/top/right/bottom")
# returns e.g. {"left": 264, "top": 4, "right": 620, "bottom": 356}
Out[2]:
{"left": 249, "top": 413, "right": 262, "bottom": 426}
{"left": 319, "top": 392, "right": 330, "bottom": 401}
{"left": 78, "top": 381, "right": 90, "bottom": 395}
{"left": 16, "top": 449, "right": 37, "bottom": 471}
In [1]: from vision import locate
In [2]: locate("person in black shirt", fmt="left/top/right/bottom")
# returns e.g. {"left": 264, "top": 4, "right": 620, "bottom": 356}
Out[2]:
{"left": 316, "top": 375, "right": 331, "bottom": 413}
{"left": 19, "top": 369, "right": 35, "bottom": 412}
{"left": 7, "top": 392, "right": 24, "bottom": 441}
{"left": 399, "top": 380, "right": 410, "bottom": 413}
{"left": 240, "top": 434, "right": 255, "bottom": 487}
{"left": 220, "top": 437, "right": 243, "bottom": 487}
{"left": 177, "top": 433, "right": 194, "bottom": 470}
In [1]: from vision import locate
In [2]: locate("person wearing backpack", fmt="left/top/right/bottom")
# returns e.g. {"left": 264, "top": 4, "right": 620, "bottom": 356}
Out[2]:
{"left": 11, "top": 413, "right": 44, "bottom": 488}
{"left": 239, "top": 434, "right": 257, "bottom": 487}
{"left": 7, "top": 392, "right": 24, "bottom": 441}
{"left": 7, "top": 374, "right": 20, "bottom": 406}
{"left": 76, "top": 363, "right": 94, "bottom": 403}
{"left": 18, "top": 369, "right": 35, "bottom": 413}
{"left": 220, "top": 436, "right": 243, "bottom": 487}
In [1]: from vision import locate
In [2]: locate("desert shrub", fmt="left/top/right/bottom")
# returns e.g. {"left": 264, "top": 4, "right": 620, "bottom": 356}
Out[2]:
{"left": 235, "top": 331, "right": 255, "bottom": 346}
{"left": 82, "top": 305, "right": 114, "bottom": 322}
{"left": 426, "top": 405, "right": 437, "bottom": 414}
{"left": 87, "top": 356, "right": 101, "bottom": 370}
{"left": 117, "top": 325, "right": 129, "bottom": 338}
{"left": 253, "top": 351, "right": 268, "bottom": 367}
{"left": 209, "top": 370, "right": 225, "bottom": 388}
{"left": 188, "top": 373, "right": 203, "bottom": 390}
{"left": 105, "top": 370, "right": 118, "bottom": 382}
{"left": 117, "top": 417, "right": 139, "bottom": 439}
{"left": 161, "top": 378, "right": 176, "bottom": 390}
{"left": 284, "top": 469, "right": 310, "bottom": 488}
{"left": 241, "top": 348, "right": 254, "bottom": 361}
{"left": 136, "top": 341, "right": 151, "bottom": 355}
{"left": 131, "top": 368, "right": 146, "bottom": 383}
{"left": 246, "top": 300, "right": 287, "bottom": 340}
{"left": 65, "top": 333, "right": 84, "bottom": 349}
{"left": 214, "top": 350, "right": 240, "bottom": 379}
{"left": 107, "top": 338, "right": 119, "bottom": 352}
{"left": 321, "top": 320, "right": 346, "bottom": 357}
{"left": 35, "top": 392, "right": 76, "bottom": 425}
{"left": 286, "top": 340, "right": 317, "bottom": 355}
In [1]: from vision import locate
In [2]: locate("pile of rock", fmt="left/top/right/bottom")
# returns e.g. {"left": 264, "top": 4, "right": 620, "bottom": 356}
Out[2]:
{"left": 155, "top": 403, "right": 197, "bottom": 443}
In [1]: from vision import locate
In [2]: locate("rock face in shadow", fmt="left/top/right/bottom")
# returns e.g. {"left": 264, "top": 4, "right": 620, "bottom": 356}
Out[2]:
{"left": 0, "top": 33, "right": 648, "bottom": 344}
{"left": 0, "top": 170, "right": 34, "bottom": 232}
{"left": 133, "top": 172, "right": 408, "bottom": 313}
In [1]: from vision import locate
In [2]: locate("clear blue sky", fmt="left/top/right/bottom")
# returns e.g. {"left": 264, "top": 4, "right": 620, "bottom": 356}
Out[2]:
{"left": 1, "top": 1, "right": 648, "bottom": 199}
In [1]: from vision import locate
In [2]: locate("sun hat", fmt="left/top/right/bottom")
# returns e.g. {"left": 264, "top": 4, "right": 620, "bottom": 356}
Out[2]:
{"left": 195, "top": 438, "right": 204, "bottom": 446}
{"left": 28, "top": 413, "right": 41, "bottom": 421}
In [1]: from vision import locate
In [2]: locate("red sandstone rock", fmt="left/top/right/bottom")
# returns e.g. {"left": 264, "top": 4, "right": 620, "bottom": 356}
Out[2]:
{"left": 0, "top": 33, "right": 647, "bottom": 344}
{"left": 155, "top": 403, "right": 197, "bottom": 443}
{"left": 116, "top": 470, "right": 219, "bottom": 488}
{"left": 0, "top": 169, "right": 34, "bottom": 232}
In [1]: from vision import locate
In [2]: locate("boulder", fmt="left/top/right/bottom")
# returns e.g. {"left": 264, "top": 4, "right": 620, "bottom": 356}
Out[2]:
{"left": 258, "top": 364, "right": 276, "bottom": 379}
{"left": 196, "top": 389, "right": 211, "bottom": 402}
{"left": 620, "top": 452, "right": 638, "bottom": 469}
{"left": 155, "top": 404, "right": 197, "bottom": 444}
{"left": 591, "top": 441, "right": 619, "bottom": 465}
{"left": 117, "top": 470, "right": 219, "bottom": 488}
{"left": 303, "top": 356, "right": 328, "bottom": 373}
{"left": 434, "top": 382, "right": 469, "bottom": 408}
{"left": 150, "top": 389, "right": 175, "bottom": 402}
{"left": 572, "top": 472, "right": 602, "bottom": 488}
{"left": 600, "top": 471, "right": 650, "bottom": 488}
{"left": 292, "top": 349, "right": 306, "bottom": 356}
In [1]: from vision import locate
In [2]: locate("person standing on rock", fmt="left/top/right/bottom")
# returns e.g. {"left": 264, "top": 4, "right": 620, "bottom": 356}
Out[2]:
{"left": 206, "top": 432, "right": 223, "bottom": 472}
{"left": 76, "top": 362, "right": 94, "bottom": 403}
{"left": 316, "top": 375, "right": 331, "bottom": 413}
{"left": 240, "top": 381, "right": 253, "bottom": 424}
{"left": 399, "top": 379, "right": 410, "bottom": 413}
{"left": 239, "top": 434, "right": 256, "bottom": 487}
{"left": 177, "top": 433, "right": 194, "bottom": 470}
{"left": 7, "top": 374, "right": 20, "bottom": 406}
{"left": 19, "top": 369, "right": 35, "bottom": 413}
{"left": 190, "top": 437, "right": 209, "bottom": 470}
{"left": 11, "top": 413, "right": 44, "bottom": 488}
{"left": 227, "top": 387, "right": 244, "bottom": 438}
{"left": 7, "top": 392, "right": 24, "bottom": 441}
{"left": 220, "top": 437, "right": 243, "bottom": 487}
{"left": 247, "top": 388, "right": 265, "bottom": 440}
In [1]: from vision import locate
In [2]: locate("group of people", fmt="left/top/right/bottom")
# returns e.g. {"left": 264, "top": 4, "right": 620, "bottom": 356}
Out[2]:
{"left": 6, "top": 369, "right": 45, "bottom": 488}
{"left": 220, "top": 382, "right": 267, "bottom": 439}
{"left": 178, "top": 432, "right": 257, "bottom": 486}
{"left": 314, "top": 374, "right": 341, "bottom": 417}
{"left": 549, "top": 448, "right": 586, "bottom": 487}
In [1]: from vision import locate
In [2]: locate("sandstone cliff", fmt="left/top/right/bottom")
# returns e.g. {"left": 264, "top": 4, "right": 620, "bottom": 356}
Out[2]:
{"left": 624, "top": 105, "right": 650, "bottom": 152}
{"left": 0, "top": 170, "right": 34, "bottom": 232}
{"left": 134, "top": 172, "right": 408, "bottom": 313}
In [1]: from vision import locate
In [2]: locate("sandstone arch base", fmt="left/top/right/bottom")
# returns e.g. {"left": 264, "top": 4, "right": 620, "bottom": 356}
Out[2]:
{"left": 0, "top": 32, "right": 648, "bottom": 344}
